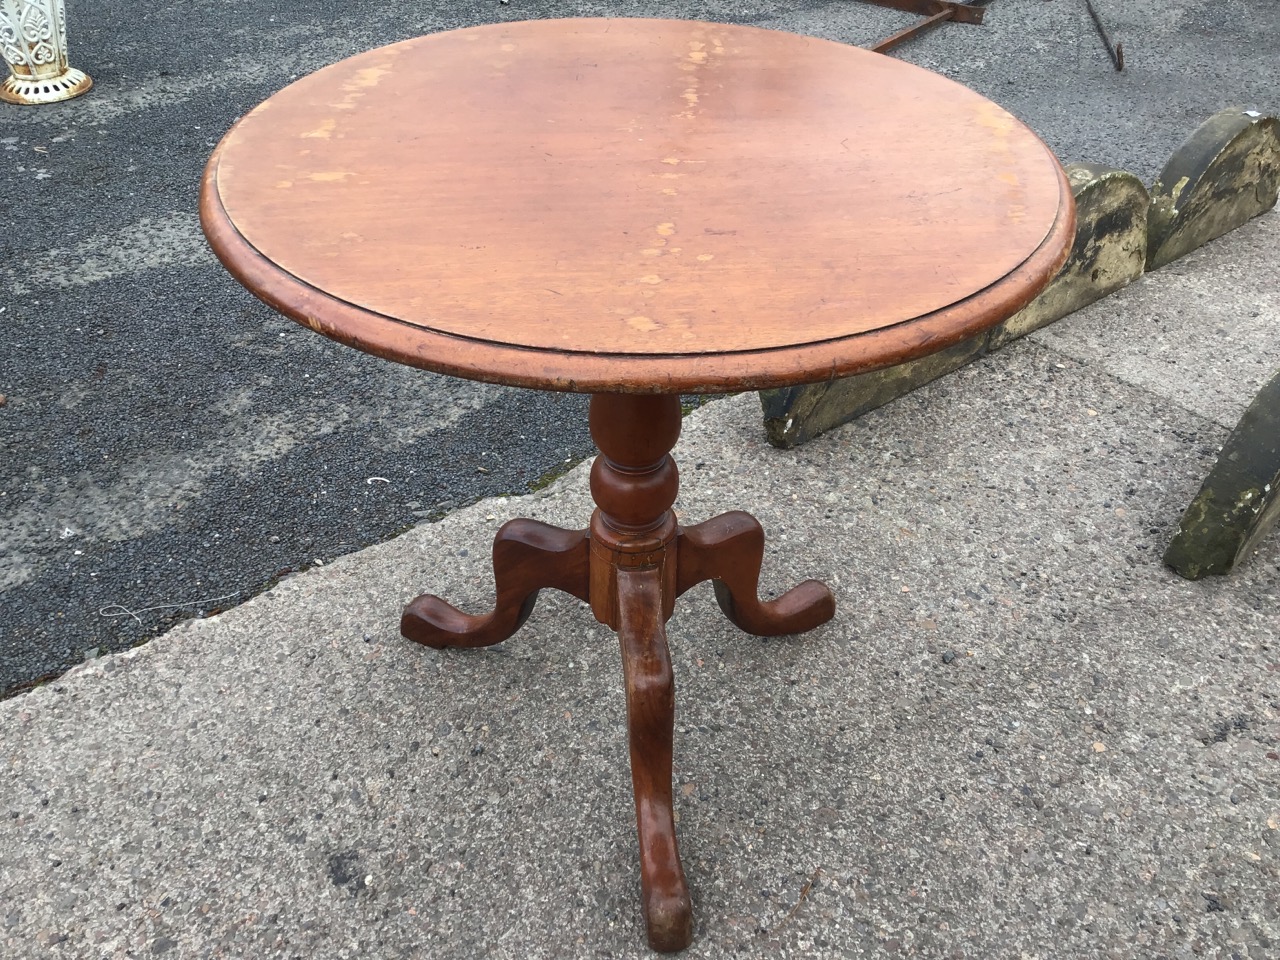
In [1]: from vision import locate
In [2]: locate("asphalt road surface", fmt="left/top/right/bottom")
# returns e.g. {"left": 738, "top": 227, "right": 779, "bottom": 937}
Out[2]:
{"left": 2, "top": 0, "right": 1277, "bottom": 696}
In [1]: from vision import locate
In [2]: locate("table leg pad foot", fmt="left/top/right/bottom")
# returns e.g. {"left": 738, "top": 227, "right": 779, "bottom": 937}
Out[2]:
{"left": 400, "top": 519, "right": 589, "bottom": 648}
{"left": 713, "top": 576, "right": 836, "bottom": 636}
{"left": 644, "top": 889, "right": 695, "bottom": 953}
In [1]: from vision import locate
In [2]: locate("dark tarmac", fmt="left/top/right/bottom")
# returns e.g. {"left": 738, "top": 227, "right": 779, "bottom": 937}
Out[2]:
{"left": 2, "top": 0, "right": 1277, "bottom": 695}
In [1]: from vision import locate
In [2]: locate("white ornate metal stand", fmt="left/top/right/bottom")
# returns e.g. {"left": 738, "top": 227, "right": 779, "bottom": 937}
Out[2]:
{"left": 1, "top": 0, "right": 91, "bottom": 105}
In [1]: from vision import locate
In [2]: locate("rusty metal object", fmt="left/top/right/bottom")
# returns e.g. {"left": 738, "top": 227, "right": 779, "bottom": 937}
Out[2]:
{"left": 859, "top": 0, "right": 989, "bottom": 55}
{"left": 1084, "top": 0, "right": 1125, "bottom": 72}
{"left": 862, "top": 0, "right": 987, "bottom": 25}
{"left": 0, "top": 0, "right": 92, "bottom": 105}
{"left": 873, "top": 10, "right": 954, "bottom": 53}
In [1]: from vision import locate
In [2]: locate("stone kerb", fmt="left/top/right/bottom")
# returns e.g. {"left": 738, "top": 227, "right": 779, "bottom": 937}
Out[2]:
{"left": 1164, "top": 367, "right": 1280, "bottom": 580}
{"left": 1147, "top": 110, "right": 1280, "bottom": 271}
{"left": 760, "top": 108, "right": 1280, "bottom": 450}
{"left": 988, "top": 164, "right": 1148, "bottom": 350}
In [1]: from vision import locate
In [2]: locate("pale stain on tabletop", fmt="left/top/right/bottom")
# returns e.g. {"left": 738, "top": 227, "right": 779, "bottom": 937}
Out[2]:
{"left": 300, "top": 118, "right": 337, "bottom": 140}
{"left": 331, "top": 60, "right": 397, "bottom": 112}
{"left": 350, "top": 64, "right": 393, "bottom": 90}
{"left": 974, "top": 100, "right": 1015, "bottom": 137}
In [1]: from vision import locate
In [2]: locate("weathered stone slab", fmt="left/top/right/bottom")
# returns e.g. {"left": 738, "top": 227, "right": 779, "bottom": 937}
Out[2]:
{"left": 1147, "top": 109, "right": 1280, "bottom": 271}
{"left": 1164, "top": 367, "right": 1280, "bottom": 579}
{"left": 761, "top": 162, "right": 1147, "bottom": 447}
{"left": 989, "top": 164, "right": 1148, "bottom": 349}
{"left": 760, "top": 335, "right": 988, "bottom": 448}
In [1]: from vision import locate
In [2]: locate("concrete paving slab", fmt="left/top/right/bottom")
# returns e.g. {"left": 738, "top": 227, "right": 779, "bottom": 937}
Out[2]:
{"left": 1032, "top": 211, "right": 1280, "bottom": 429}
{"left": 3, "top": 324, "right": 1278, "bottom": 957}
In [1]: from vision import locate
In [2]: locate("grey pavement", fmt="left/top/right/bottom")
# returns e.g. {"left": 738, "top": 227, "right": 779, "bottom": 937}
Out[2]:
{"left": 2, "top": 211, "right": 1278, "bottom": 957}
{"left": 3, "top": 0, "right": 1279, "bottom": 694}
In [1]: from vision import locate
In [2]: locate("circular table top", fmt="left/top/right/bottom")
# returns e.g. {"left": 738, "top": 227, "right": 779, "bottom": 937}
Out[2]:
{"left": 201, "top": 18, "right": 1074, "bottom": 393}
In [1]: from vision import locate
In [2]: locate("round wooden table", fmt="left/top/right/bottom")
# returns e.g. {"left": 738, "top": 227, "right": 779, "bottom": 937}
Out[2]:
{"left": 201, "top": 18, "right": 1073, "bottom": 952}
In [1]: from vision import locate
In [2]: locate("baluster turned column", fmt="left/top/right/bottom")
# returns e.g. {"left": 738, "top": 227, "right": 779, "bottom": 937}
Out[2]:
{"left": 586, "top": 393, "right": 693, "bottom": 952}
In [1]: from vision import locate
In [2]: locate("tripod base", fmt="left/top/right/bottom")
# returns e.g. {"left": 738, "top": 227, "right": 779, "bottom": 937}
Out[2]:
{"left": 401, "top": 394, "right": 835, "bottom": 952}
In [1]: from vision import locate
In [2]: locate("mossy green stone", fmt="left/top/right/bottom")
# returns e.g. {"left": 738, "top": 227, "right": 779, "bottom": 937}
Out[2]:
{"left": 760, "top": 335, "right": 988, "bottom": 449}
{"left": 1147, "top": 109, "right": 1280, "bottom": 271}
{"left": 990, "top": 164, "right": 1147, "bottom": 349}
{"left": 1165, "top": 368, "right": 1280, "bottom": 579}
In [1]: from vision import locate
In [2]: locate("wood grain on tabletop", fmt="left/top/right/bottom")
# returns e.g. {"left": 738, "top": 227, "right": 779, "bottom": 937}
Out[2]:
{"left": 201, "top": 18, "right": 1074, "bottom": 393}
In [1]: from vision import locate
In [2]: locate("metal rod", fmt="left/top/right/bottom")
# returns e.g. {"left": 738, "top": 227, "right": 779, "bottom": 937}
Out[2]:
{"left": 858, "top": 0, "right": 986, "bottom": 25}
{"left": 1084, "top": 0, "right": 1125, "bottom": 71}
{"left": 872, "top": 10, "right": 955, "bottom": 53}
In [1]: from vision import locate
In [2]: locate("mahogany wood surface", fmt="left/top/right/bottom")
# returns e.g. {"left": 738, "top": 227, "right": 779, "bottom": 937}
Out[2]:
{"left": 400, "top": 520, "right": 589, "bottom": 648}
{"left": 677, "top": 511, "right": 835, "bottom": 635}
{"left": 200, "top": 17, "right": 1075, "bottom": 394}
{"left": 616, "top": 566, "right": 690, "bottom": 952}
